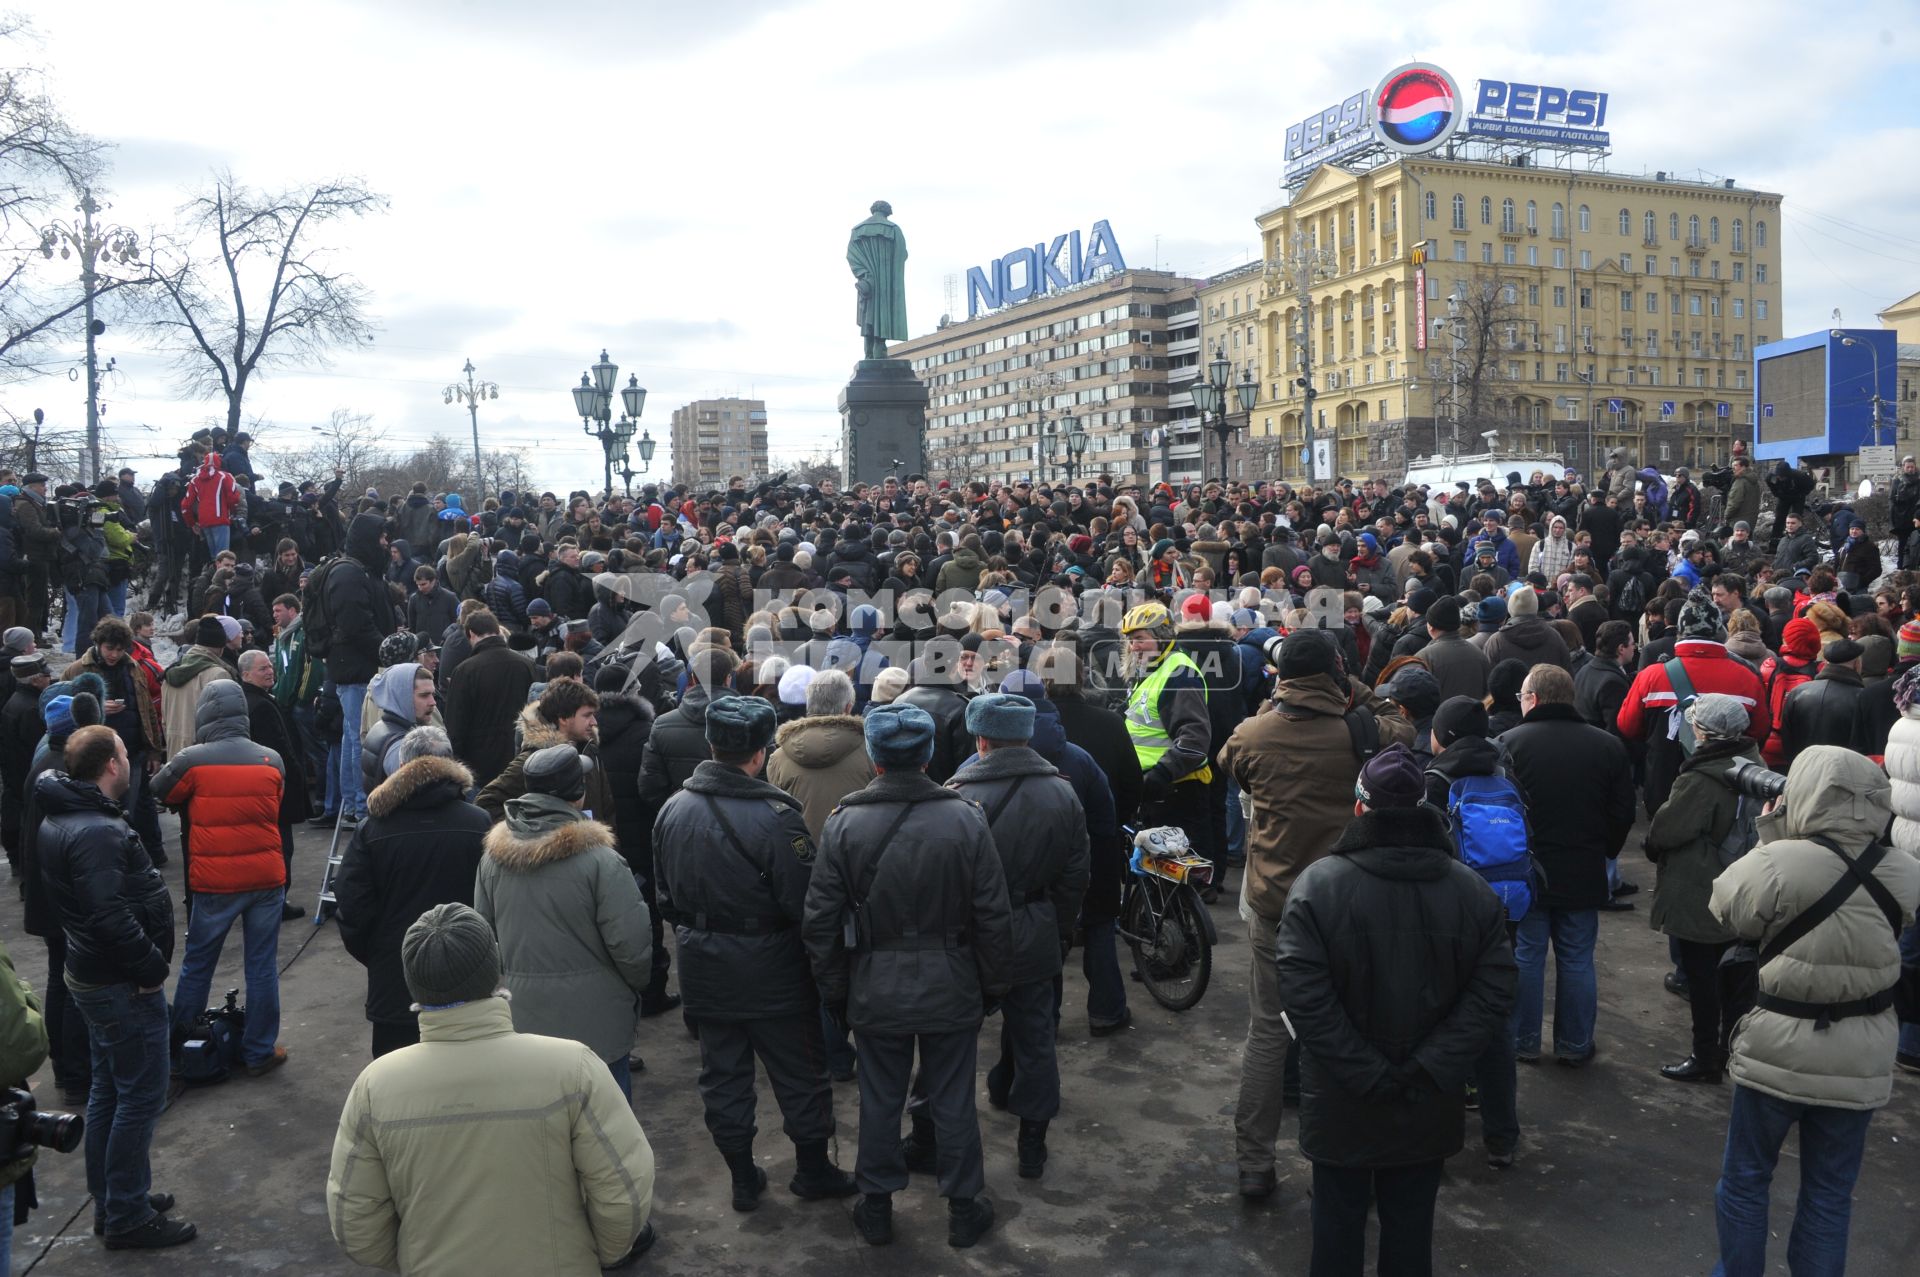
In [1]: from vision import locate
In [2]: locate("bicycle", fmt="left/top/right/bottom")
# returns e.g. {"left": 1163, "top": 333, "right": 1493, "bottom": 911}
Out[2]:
{"left": 1114, "top": 825, "right": 1217, "bottom": 1011}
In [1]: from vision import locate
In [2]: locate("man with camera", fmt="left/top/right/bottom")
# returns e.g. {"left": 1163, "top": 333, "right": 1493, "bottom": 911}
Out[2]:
{"left": 38, "top": 724, "right": 195, "bottom": 1250}
{"left": 0, "top": 930, "right": 51, "bottom": 1270}
{"left": 1707, "top": 746, "right": 1920, "bottom": 1275}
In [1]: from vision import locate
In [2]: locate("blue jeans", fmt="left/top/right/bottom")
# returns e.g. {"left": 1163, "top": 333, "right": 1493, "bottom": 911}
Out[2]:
{"left": 1081, "top": 917, "right": 1128, "bottom": 1026}
{"left": 1714, "top": 1084, "right": 1873, "bottom": 1277}
{"left": 108, "top": 577, "right": 128, "bottom": 619}
{"left": 1225, "top": 779, "right": 1247, "bottom": 861}
{"left": 202, "top": 524, "right": 231, "bottom": 557}
{"left": 1512, "top": 907, "right": 1598, "bottom": 1059}
{"left": 66, "top": 982, "right": 170, "bottom": 1236}
{"left": 1900, "top": 919, "right": 1920, "bottom": 1061}
{"left": 0, "top": 1180, "right": 12, "bottom": 1270}
{"left": 607, "top": 1054, "right": 632, "bottom": 1101}
{"left": 171, "top": 888, "right": 283, "bottom": 1067}
{"left": 336, "top": 682, "right": 368, "bottom": 818}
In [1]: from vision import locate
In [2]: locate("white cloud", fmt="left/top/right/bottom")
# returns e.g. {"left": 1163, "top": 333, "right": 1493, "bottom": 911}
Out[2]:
{"left": 16, "top": 0, "right": 1920, "bottom": 488}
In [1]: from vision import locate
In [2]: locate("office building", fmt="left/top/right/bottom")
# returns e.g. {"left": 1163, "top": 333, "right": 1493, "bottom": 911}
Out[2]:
{"left": 669, "top": 398, "right": 769, "bottom": 489}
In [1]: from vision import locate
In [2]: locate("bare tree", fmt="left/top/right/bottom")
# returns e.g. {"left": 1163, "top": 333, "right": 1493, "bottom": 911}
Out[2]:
{"left": 1428, "top": 270, "right": 1528, "bottom": 439}
{"left": 0, "top": 20, "right": 136, "bottom": 378}
{"left": 253, "top": 406, "right": 387, "bottom": 494}
{"left": 148, "top": 174, "right": 387, "bottom": 435}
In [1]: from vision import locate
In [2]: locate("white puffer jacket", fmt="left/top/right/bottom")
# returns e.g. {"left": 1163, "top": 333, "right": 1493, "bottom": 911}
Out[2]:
{"left": 1885, "top": 712, "right": 1920, "bottom": 854}
{"left": 1710, "top": 746, "right": 1920, "bottom": 1110}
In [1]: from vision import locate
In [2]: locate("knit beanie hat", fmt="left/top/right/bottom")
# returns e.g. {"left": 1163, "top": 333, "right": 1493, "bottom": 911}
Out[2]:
{"left": 195, "top": 615, "right": 227, "bottom": 648}
{"left": 523, "top": 744, "right": 588, "bottom": 802}
{"left": 1780, "top": 617, "right": 1822, "bottom": 663}
{"left": 1678, "top": 588, "right": 1723, "bottom": 640}
{"left": 1506, "top": 585, "right": 1539, "bottom": 617}
{"left": 1273, "top": 628, "right": 1340, "bottom": 680}
{"left": 870, "top": 665, "right": 910, "bottom": 705}
{"left": 401, "top": 903, "right": 501, "bottom": 1007}
{"left": 1354, "top": 743, "right": 1424, "bottom": 809}
{"left": 1432, "top": 695, "right": 1490, "bottom": 747}
{"left": 216, "top": 615, "right": 242, "bottom": 643}
{"left": 1897, "top": 619, "right": 1920, "bottom": 659}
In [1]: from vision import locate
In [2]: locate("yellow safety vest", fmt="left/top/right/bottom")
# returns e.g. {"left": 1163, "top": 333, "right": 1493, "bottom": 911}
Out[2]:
{"left": 1125, "top": 649, "right": 1212, "bottom": 783}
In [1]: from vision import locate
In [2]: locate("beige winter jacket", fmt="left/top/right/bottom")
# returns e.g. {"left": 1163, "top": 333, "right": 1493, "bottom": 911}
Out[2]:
{"left": 1710, "top": 746, "right": 1920, "bottom": 1110}
{"left": 766, "top": 714, "right": 875, "bottom": 839}
{"left": 327, "top": 996, "right": 653, "bottom": 1275}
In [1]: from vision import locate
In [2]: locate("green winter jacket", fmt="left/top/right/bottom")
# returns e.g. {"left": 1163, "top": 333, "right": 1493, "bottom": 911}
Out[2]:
{"left": 0, "top": 936, "right": 49, "bottom": 1189}
{"left": 1644, "top": 737, "right": 1757, "bottom": 944}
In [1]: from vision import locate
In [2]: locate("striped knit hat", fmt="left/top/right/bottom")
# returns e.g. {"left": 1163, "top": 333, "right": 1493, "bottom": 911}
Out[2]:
{"left": 1898, "top": 619, "right": 1920, "bottom": 660}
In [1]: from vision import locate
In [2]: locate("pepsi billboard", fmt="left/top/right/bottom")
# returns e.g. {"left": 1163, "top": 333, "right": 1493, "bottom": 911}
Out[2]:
{"left": 1282, "top": 62, "right": 1614, "bottom": 186}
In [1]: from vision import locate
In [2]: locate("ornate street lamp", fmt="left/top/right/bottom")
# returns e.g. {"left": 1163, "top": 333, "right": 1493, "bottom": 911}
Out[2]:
{"left": 40, "top": 189, "right": 141, "bottom": 484}
{"left": 1193, "top": 350, "right": 1258, "bottom": 485}
{"left": 444, "top": 358, "right": 498, "bottom": 497}
{"left": 569, "top": 351, "right": 646, "bottom": 496}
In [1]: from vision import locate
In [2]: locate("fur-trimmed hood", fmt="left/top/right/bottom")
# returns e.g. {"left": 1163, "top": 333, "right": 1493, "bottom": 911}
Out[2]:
{"left": 515, "top": 700, "right": 582, "bottom": 752}
{"left": 482, "top": 810, "right": 619, "bottom": 870}
{"left": 773, "top": 714, "right": 867, "bottom": 769}
{"left": 367, "top": 754, "right": 474, "bottom": 820}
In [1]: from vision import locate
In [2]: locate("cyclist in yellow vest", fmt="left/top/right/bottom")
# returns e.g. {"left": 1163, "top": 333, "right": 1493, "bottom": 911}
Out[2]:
{"left": 1119, "top": 603, "right": 1215, "bottom": 865}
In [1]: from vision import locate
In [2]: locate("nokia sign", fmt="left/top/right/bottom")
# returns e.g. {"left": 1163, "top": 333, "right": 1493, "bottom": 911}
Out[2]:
{"left": 965, "top": 221, "right": 1127, "bottom": 319}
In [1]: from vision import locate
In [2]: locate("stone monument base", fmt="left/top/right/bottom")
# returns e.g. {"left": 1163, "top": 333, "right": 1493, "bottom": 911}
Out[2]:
{"left": 838, "top": 358, "right": 927, "bottom": 488}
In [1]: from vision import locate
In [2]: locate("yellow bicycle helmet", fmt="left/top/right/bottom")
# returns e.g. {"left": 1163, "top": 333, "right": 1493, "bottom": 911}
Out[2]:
{"left": 1119, "top": 601, "right": 1173, "bottom": 634}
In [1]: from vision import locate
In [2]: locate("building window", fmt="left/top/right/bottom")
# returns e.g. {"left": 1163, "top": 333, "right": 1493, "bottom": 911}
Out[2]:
{"left": 1756, "top": 220, "right": 1768, "bottom": 248}
{"left": 1709, "top": 216, "right": 1720, "bottom": 244}
{"left": 1732, "top": 297, "right": 1745, "bottom": 318}
{"left": 1504, "top": 243, "right": 1517, "bottom": 265}
{"left": 1689, "top": 258, "right": 1701, "bottom": 278}
{"left": 1425, "top": 192, "right": 1436, "bottom": 221}
{"left": 1733, "top": 261, "right": 1744, "bottom": 283}
{"left": 1552, "top": 202, "right": 1566, "bottom": 237}
{"left": 1453, "top": 240, "right": 1467, "bottom": 261}
{"left": 1710, "top": 260, "right": 1721, "bottom": 279}
{"left": 1757, "top": 300, "right": 1769, "bottom": 319}
{"left": 1669, "top": 212, "right": 1680, "bottom": 240}
{"left": 1556, "top": 362, "right": 1569, "bottom": 381}
{"left": 1731, "top": 218, "right": 1745, "bottom": 252}
{"left": 1553, "top": 285, "right": 1567, "bottom": 307}
{"left": 1451, "top": 194, "right": 1466, "bottom": 230}
{"left": 1579, "top": 288, "right": 1592, "bottom": 309}
{"left": 1688, "top": 215, "right": 1701, "bottom": 244}
{"left": 1553, "top": 248, "right": 1567, "bottom": 269}
{"left": 1579, "top": 204, "right": 1592, "bottom": 232}
{"left": 1526, "top": 200, "right": 1538, "bottom": 229}
{"left": 1498, "top": 198, "right": 1514, "bottom": 233}
{"left": 1710, "top": 296, "right": 1721, "bottom": 317}
{"left": 1646, "top": 292, "right": 1657, "bottom": 313}
{"left": 1756, "top": 263, "right": 1768, "bottom": 283}
{"left": 1619, "top": 208, "right": 1631, "bottom": 235}
{"left": 1646, "top": 256, "right": 1658, "bottom": 275}
{"left": 1736, "top": 369, "right": 1748, "bottom": 389}
{"left": 1620, "top": 288, "right": 1634, "bottom": 309}
{"left": 1580, "top": 249, "right": 1592, "bottom": 269}
{"left": 1620, "top": 254, "right": 1632, "bottom": 272}
{"left": 1481, "top": 241, "right": 1493, "bottom": 263}
{"left": 1528, "top": 284, "right": 1540, "bottom": 305}
{"left": 1689, "top": 295, "right": 1702, "bottom": 316}
{"left": 1527, "top": 246, "right": 1539, "bottom": 266}
{"left": 1480, "top": 196, "right": 1492, "bottom": 225}
{"left": 1644, "top": 210, "right": 1657, "bottom": 242}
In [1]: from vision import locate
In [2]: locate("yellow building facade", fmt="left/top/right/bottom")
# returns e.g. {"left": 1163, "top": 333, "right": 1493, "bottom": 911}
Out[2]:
{"left": 1251, "top": 158, "right": 1784, "bottom": 482}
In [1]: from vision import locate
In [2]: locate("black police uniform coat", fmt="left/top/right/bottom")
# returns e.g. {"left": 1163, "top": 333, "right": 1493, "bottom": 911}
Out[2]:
{"left": 803, "top": 770, "right": 1013, "bottom": 1036}
{"left": 946, "top": 746, "right": 1090, "bottom": 987}
{"left": 653, "top": 760, "right": 818, "bottom": 1022}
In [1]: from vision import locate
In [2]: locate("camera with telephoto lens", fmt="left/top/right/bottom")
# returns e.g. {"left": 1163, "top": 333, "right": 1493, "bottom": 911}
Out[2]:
{"left": 0, "top": 1086, "right": 82, "bottom": 1159}
{"left": 1728, "top": 757, "right": 1788, "bottom": 804}
{"left": 53, "top": 494, "right": 103, "bottom": 532}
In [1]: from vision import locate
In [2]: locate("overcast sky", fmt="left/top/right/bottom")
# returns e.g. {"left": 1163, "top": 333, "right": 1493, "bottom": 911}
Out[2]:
{"left": 15, "top": 0, "right": 1920, "bottom": 491}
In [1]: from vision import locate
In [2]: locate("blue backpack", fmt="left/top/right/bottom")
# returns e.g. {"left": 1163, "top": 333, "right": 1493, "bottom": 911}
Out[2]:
{"left": 1447, "top": 773, "right": 1534, "bottom": 921}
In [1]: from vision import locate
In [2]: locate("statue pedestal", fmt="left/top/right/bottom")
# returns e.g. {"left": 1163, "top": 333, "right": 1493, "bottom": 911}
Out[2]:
{"left": 838, "top": 358, "right": 926, "bottom": 488}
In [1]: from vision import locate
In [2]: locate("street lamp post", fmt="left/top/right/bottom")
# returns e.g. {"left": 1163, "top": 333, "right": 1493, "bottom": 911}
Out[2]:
{"left": 1190, "top": 349, "right": 1259, "bottom": 484}
{"left": 39, "top": 189, "right": 141, "bottom": 485}
{"left": 569, "top": 351, "right": 646, "bottom": 497}
{"left": 1833, "top": 331, "right": 1887, "bottom": 447}
{"left": 1062, "top": 415, "right": 1088, "bottom": 487}
{"left": 444, "top": 358, "right": 498, "bottom": 498}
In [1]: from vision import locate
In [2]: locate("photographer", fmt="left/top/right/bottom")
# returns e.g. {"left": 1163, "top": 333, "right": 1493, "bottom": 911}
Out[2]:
{"left": 53, "top": 486, "right": 111, "bottom": 656}
{"left": 1707, "top": 746, "right": 1920, "bottom": 1275}
{"left": 0, "top": 933, "right": 49, "bottom": 1270}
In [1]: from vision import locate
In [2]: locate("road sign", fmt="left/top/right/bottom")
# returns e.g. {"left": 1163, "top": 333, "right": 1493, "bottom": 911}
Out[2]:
{"left": 1660, "top": 400, "right": 1675, "bottom": 418}
{"left": 1860, "top": 445, "right": 1896, "bottom": 480}
{"left": 1607, "top": 397, "right": 1622, "bottom": 414}
{"left": 1763, "top": 404, "right": 1774, "bottom": 418}
{"left": 1716, "top": 402, "right": 1730, "bottom": 418}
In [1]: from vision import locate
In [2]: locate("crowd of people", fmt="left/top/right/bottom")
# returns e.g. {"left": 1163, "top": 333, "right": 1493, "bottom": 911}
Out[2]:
{"left": 0, "top": 424, "right": 1916, "bottom": 1274}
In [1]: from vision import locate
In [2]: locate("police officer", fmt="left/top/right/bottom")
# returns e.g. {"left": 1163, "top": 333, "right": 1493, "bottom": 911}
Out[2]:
{"left": 802, "top": 703, "right": 1014, "bottom": 1250}
{"left": 939, "top": 693, "right": 1087, "bottom": 1180}
{"left": 651, "top": 695, "right": 855, "bottom": 1213}
{"left": 1119, "top": 602, "right": 1213, "bottom": 854}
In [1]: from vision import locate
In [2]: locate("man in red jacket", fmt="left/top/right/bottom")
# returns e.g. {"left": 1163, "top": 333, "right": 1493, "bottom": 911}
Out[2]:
{"left": 152, "top": 680, "right": 289, "bottom": 1077}
{"left": 1617, "top": 589, "right": 1769, "bottom": 818}
{"left": 180, "top": 452, "right": 240, "bottom": 559}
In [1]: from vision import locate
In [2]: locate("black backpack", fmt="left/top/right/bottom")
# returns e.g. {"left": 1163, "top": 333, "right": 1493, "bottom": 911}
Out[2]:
{"left": 300, "top": 555, "right": 348, "bottom": 660}
{"left": 1614, "top": 571, "right": 1648, "bottom": 622}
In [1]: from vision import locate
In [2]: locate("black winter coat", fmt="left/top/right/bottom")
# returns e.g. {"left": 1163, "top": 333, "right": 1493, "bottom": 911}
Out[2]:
{"left": 1779, "top": 666, "right": 1874, "bottom": 767}
{"left": 36, "top": 773, "right": 174, "bottom": 988}
{"left": 948, "top": 746, "right": 1090, "bottom": 985}
{"left": 895, "top": 681, "right": 972, "bottom": 783}
{"left": 244, "top": 682, "right": 312, "bottom": 825}
{"left": 802, "top": 770, "right": 1014, "bottom": 1035}
{"left": 443, "top": 637, "right": 536, "bottom": 787}
{"left": 1274, "top": 804, "right": 1515, "bottom": 1169}
{"left": 1496, "top": 703, "right": 1635, "bottom": 909}
{"left": 325, "top": 513, "right": 399, "bottom": 684}
{"left": 332, "top": 756, "right": 488, "bottom": 1025}
{"left": 1175, "top": 625, "right": 1247, "bottom": 753}
{"left": 637, "top": 682, "right": 718, "bottom": 816}
{"left": 653, "top": 761, "right": 819, "bottom": 1022}
{"left": 594, "top": 692, "right": 654, "bottom": 868}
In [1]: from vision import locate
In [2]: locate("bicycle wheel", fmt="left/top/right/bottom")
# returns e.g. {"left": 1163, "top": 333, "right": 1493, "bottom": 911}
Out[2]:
{"left": 1128, "top": 880, "right": 1212, "bottom": 1012}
